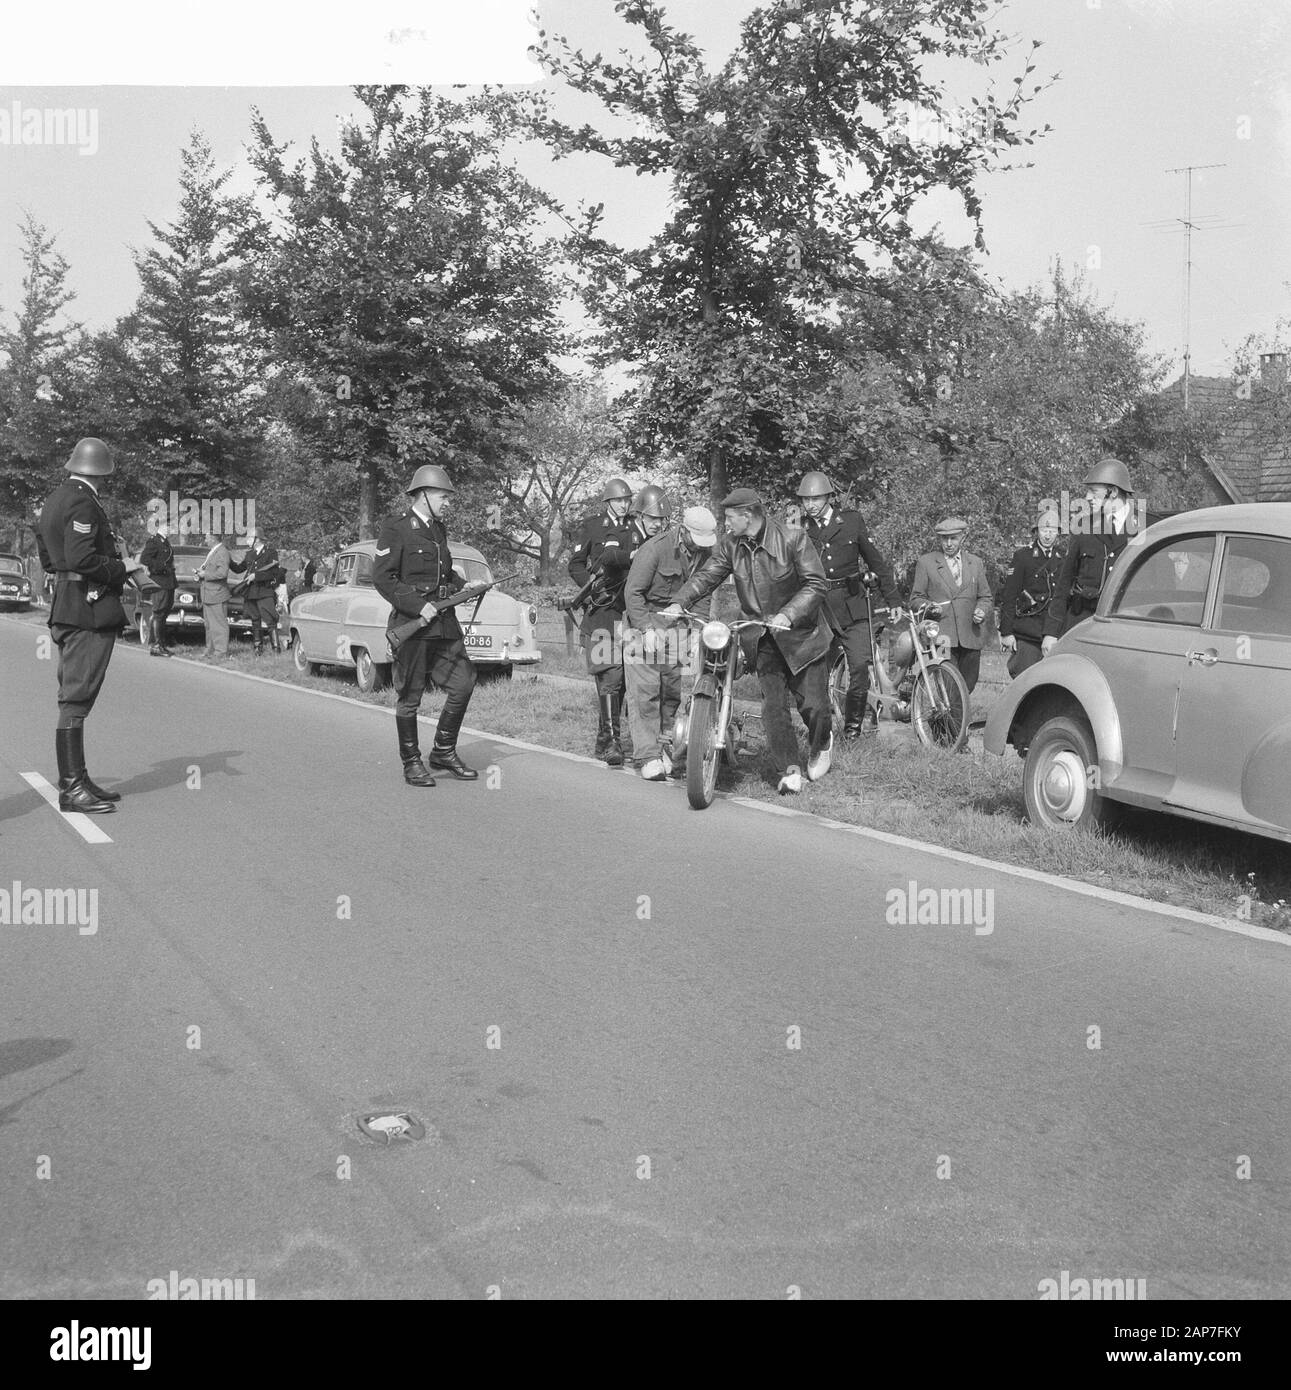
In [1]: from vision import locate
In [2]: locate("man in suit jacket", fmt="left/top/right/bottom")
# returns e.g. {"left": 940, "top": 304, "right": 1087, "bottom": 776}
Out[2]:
{"left": 910, "top": 516, "right": 992, "bottom": 694}
{"left": 196, "top": 530, "right": 233, "bottom": 658}
{"left": 139, "top": 518, "right": 177, "bottom": 657}
{"left": 230, "top": 527, "right": 282, "bottom": 655}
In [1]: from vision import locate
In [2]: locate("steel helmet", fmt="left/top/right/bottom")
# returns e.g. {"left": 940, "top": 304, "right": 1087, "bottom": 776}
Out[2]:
{"left": 796, "top": 470, "right": 836, "bottom": 498}
{"left": 405, "top": 464, "right": 455, "bottom": 495}
{"left": 632, "top": 484, "right": 671, "bottom": 519}
{"left": 65, "top": 437, "right": 114, "bottom": 477}
{"left": 1083, "top": 456, "right": 1134, "bottom": 494}
{"left": 601, "top": 477, "right": 633, "bottom": 502}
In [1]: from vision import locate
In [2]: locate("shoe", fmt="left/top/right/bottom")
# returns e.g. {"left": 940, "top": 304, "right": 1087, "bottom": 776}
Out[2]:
{"left": 396, "top": 713, "right": 435, "bottom": 787}
{"left": 778, "top": 766, "right": 804, "bottom": 795}
{"left": 428, "top": 745, "right": 479, "bottom": 781}
{"left": 55, "top": 728, "right": 116, "bottom": 814}
{"left": 640, "top": 758, "right": 668, "bottom": 781}
{"left": 807, "top": 734, "right": 832, "bottom": 782}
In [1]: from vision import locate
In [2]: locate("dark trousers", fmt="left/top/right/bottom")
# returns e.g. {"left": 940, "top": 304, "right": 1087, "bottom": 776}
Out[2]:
{"left": 150, "top": 586, "right": 175, "bottom": 641}
{"left": 52, "top": 625, "right": 116, "bottom": 728}
{"left": 1007, "top": 637, "right": 1044, "bottom": 679}
{"left": 756, "top": 637, "right": 831, "bottom": 775}
{"left": 948, "top": 645, "right": 982, "bottom": 694}
{"left": 393, "top": 632, "right": 477, "bottom": 745}
{"left": 244, "top": 593, "right": 277, "bottom": 636}
{"left": 836, "top": 618, "right": 875, "bottom": 697}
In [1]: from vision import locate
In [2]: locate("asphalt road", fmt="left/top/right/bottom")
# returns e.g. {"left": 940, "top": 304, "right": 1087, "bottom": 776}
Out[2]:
{"left": 1, "top": 616, "right": 1288, "bottom": 1299}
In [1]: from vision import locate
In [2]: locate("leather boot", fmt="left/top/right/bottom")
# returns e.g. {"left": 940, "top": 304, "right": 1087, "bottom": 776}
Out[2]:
{"left": 396, "top": 714, "right": 435, "bottom": 787}
{"left": 604, "top": 691, "right": 624, "bottom": 767}
{"left": 593, "top": 690, "right": 611, "bottom": 758}
{"left": 252, "top": 626, "right": 264, "bottom": 656}
{"left": 148, "top": 616, "right": 170, "bottom": 657}
{"left": 428, "top": 741, "right": 479, "bottom": 781}
{"left": 842, "top": 692, "right": 865, "bottom": 740}
{"left": 269, "top": 627, "right": 282, "bottom": 654}
{"left": 57, "top": 728, "right": 116, "bottom": 814}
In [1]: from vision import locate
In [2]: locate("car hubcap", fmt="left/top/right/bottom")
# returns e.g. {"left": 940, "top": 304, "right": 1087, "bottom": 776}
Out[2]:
{"left": 1039, "top": 749, "right": 1087, "bottom": 822}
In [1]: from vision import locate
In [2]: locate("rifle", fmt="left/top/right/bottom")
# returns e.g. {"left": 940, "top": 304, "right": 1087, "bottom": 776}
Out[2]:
{"left": 387, "top": 573, "right": 520, "bottom": 654}
{"left": 555, "top": 575, "right": 596, "bottom": 614}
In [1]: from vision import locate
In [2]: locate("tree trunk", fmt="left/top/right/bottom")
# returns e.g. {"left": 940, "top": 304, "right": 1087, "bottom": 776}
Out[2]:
{"left": 358, "top": 459, "right": 379, "bottom": 540}
{"left": 708, "top": 443, "right": 727, "bottom": 520}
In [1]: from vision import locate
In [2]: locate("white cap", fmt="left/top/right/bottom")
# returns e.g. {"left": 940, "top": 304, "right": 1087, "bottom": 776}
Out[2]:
{"left": 682, "top": 506, "right": 718, "bottom": 547}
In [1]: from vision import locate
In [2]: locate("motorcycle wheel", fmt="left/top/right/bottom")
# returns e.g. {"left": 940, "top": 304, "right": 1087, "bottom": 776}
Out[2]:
{"left": 910, "top": 663, "right": 970, "bottom": 752}
{"left": 686, "top": 691, "right": 722, "bottom": 810}
{"left": 827, "top": 648, "right": 849, "bottom": 733}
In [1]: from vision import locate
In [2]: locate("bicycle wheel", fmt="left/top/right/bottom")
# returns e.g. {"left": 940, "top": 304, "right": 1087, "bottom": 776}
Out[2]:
{"left": 827, "top": 648, "right": 849, "bottom": 733}
{"left": 686, "top": 691, "right": 722, "bottom": 809}
{"left": 910, "top": 663, "right": 969, "bottom": 752}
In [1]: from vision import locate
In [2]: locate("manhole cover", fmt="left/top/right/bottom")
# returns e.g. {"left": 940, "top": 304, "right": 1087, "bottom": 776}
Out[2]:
{"left": 357, "top": 1111, "right": 427, "bottom": 1144}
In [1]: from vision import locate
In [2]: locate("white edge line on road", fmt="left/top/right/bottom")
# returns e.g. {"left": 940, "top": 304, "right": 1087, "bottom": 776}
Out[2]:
{"left": 5, "top": 616, "right": 1287, "bottom": 949}
{"left": 20, "top": 771, "right": 113, "bottom": 844}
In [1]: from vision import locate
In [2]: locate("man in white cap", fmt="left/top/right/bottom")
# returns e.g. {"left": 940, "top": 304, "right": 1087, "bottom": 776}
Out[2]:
{"left": 910, "top": 516, "right": 992, "bottom": 694}
{"left": 623, "top": 504, "right": 718, "bottom": 780}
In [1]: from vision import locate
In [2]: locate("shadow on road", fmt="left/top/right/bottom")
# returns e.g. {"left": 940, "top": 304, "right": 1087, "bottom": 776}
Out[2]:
{"left": 106, "top": 750, "right": 248, "bottom": 797}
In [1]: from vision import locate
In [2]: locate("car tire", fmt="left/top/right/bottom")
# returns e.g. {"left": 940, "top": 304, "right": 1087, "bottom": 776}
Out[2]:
{"left": 1023, "top": 714, "right": 1123, "bottom": 833}
{"left": 354, "top": 647, "right": 388, "bottom": 693}
{"left": 291, "top": 632, "right": 318, "bottom": 675}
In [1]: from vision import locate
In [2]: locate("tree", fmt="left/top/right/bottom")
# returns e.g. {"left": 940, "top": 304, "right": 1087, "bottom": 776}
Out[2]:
{"left": 0, "top": 214, "right": 82, "bottom": 547}
{"left": 244, "top": 85, "right": 569, "bottom": 539}
{"left": 532, "top": 0, "right": 1052, "bottom": 510}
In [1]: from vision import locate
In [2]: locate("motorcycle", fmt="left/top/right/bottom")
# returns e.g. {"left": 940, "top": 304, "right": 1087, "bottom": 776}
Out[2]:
{"left": 662, "top": 611, "right": 769, "bottom": 810}
{"left": 827, "top": 576, "right": 970, "bottom": 752}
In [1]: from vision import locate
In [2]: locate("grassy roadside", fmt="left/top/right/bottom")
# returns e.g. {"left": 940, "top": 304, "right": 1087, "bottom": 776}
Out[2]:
{"left": 10, "top": 608, "right": 1291, "bottom": 932}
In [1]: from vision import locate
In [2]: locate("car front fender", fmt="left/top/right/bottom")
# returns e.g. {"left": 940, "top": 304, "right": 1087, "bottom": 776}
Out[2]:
{"left": 983, "top": 653, "right": 1124, "bottom": 773}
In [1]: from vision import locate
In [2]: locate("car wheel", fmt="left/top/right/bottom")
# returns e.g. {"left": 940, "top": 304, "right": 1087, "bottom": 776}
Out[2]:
{"left": 354, "top": 647, "right": 387, "bottom": 693}
{"left": 1023, "top": 715, "right": 1122, "bottom": 832}
{"left": 291, "top": 633, "right": 317, "bottom": 675}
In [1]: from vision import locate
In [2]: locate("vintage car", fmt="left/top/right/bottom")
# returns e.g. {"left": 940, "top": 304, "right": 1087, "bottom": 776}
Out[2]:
{"left": 127, "top": 543, "right": 253, "bottom": 643}
{"left": 289, "top": 539, "right": 539, "bottom": 690}
{"left": 0, "top": 553, "right": 34, "bottom": 610}
{"left": 985, "top": 503, "right": 1291, "bottom": 843}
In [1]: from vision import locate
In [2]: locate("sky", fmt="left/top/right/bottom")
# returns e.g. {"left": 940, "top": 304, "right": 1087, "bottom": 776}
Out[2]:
{"left": 0, "top": 0, "right": 1287, "bottom": 381}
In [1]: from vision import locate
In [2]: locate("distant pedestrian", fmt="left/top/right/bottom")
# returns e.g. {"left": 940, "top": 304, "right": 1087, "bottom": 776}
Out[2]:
{"left": 196, "top": 530, "right": 233, "bottom": 658}
{"left": 230, "top": 527, "right": 282, "bottom": 655}
{"left": 139, "top": 518, "right": 177, "bottom": 656}
{"left": 910, "top": 517, "right": 992, "bottom": 694}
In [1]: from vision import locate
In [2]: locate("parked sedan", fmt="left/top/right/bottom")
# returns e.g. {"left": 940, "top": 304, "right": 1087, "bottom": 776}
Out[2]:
{"left": 289, "top": 539, "right": 540, "bottom": 691}
{"left": 126, "top": 544, "right": 253, "bottom": 643}
{"left": 0, "top": 553, "right": 33, "bottom": 610}
{"left": 985, "top": 504, "right": 1291, "bottom": 843}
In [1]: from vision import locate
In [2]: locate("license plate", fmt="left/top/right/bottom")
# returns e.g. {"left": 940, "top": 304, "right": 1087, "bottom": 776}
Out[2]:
{"left": 463, "top": 634, "right": 492, "bottom": 648}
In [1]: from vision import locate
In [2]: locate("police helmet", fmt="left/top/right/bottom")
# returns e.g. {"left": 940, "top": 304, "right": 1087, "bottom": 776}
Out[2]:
{"left": 65, "top": 437, "right": 115, "bottom": 477}
{"left": 405, "top": 464, "right": 455, "bottom": 495}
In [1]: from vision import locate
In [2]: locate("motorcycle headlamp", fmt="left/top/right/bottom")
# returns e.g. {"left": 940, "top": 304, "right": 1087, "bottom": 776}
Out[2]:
{"left": 918, "top": 620, "right": 940, "bottom": 641}
{"left": 701, "top": 620, "right": 731, "bottom": 651}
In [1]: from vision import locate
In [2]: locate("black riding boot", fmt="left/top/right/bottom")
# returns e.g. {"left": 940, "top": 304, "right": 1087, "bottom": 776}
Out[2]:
{"left": 604, "top": 691, "right": 624, "bottom": 767}
{"left": 148, "top": 616, "right": 170, "bottom": 657}
{"left": 57, "top": 728, "right": 116, "bottom": 813}
{"left": 396, "top": 714, "right": 436, "bottom": 786}
{"left": 843, "top": 692, "right": 866, "bottom": 739}
{"left": 593, "top": 687, "right": 611, "bottom": 758}
{"left": 427, "top": 698, "right": 479, "bottom": 781}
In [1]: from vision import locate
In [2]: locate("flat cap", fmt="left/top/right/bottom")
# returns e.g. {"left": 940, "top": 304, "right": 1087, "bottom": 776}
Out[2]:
{"left": 721, "top": 487, "right": 761, "bottom": 509}
{"left": 934, "top": 516, "right": 968, "bottom": 535}
{"left": 682, "top": 505, "right": 718, "bottom": 546}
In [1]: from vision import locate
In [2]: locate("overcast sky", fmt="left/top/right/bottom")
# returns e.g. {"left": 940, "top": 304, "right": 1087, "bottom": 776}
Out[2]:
{"left": 0, "top": 0, "right": 1287, "bottom": 380}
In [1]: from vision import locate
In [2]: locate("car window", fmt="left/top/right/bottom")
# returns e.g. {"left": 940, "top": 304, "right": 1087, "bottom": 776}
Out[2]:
{"left": 1108, "top": 535, "right": 1214, "bottom": 626}
{"left": 0, "top": 558, "right": 24, "bottom": 575}
{"left": 1213, "top": 536, "right": 1291, "bottom": 638}
{"left": 453, "top": 557, "right": 493, "bottom": 585}
{"left": 354, "top": 553, "right": 375, "bottom": 587}
{"left": 332, "top": 554, "right": 358, "bottom": 587}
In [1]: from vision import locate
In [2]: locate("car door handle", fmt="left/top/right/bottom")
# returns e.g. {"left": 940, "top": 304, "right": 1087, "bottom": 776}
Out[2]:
{"left": 1186, "top": 648, "right": 1219, "bottom": 666}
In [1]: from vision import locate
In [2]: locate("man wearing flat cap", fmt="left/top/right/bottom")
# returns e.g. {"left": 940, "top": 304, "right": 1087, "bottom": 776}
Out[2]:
{"left": 910, "top": 516, "right": 993, "bottom": 695}
{"left": 623, "top": 504, "right": 719, "bottom": 781}
{"left": 661, "top": 487, "right": 832, "bottom": 795}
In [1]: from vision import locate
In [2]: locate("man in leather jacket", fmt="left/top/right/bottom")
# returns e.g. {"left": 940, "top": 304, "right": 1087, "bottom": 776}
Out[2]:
{"left": 662, "top": 487, "right": 832, "bottom": 795}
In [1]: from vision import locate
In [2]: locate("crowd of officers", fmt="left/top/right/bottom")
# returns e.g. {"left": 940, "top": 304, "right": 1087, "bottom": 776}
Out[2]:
{"left": 565, "top": 454, "right": 1142, "bottom": 794}
{"left": 34, "top": 432, "right": 1142, "bottom": 813}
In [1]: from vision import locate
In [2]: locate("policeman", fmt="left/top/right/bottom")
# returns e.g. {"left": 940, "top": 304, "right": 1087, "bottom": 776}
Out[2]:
{"left": 797, "top": 471, "right": 901, "bottom": 738}
{"left": 1043, "top": 457, "right": 1137, "bottom": 652}
{"left": 230, "top": 527, "right": 282, "bottom": 655}
{"left": 36, "top": 437, "right": 139, "bottom": 813}
{"left": 998, "top": 505, "right": 1066, "bottom": 677}
{"left": 568, "top": 477, "right": 635, "bottom": 762}
{"left": 373, "top": 465, "right": 478, "bottom": 786}
{"left": 139, "top": 517, "right": 177, "bottom": 657}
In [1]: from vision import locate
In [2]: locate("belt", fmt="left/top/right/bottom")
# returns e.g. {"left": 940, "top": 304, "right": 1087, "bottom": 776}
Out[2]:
{"left": 55, "top": 572, "right": 86, "bottom": 582}
{"left": 825, "top": 575, "right": 860, "bottom": 590}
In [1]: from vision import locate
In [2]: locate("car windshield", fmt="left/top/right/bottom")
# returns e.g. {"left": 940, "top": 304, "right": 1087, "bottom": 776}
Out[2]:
{"left": 0, "top": 558, "right": 24, "bottom": 575}
{"left": 172, "top": 550, "right": 208, "bottom": 579}
{"left": 454, "top": 557, "right": 493, "bottom": 585}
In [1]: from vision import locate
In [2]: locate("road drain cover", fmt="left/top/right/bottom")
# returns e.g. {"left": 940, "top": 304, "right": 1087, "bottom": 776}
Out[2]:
{"left": 358, "top": 1111, "right": 427, "bottom": 1144}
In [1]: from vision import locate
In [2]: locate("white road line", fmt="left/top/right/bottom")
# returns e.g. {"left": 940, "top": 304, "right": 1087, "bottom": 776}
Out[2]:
{"left": 6, "top": 620, "right": 1287, "bottom": 949}
{"left": 20, "top": 772, "right": 113, "bottom": 845}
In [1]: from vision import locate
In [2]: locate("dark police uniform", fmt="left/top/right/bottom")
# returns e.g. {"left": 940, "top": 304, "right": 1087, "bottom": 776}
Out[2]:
{"left": 373, "top": 506, "right": 476, "bottom": 736}
{"left": 999, "top": 536, "right": 1066, "bottom": 676}
{"left": 230, "top": 539, "right": 281, "bottom": 650}
{"left": 139, "top": 531, "right": 177, "bottom": 648}
{"left": 1044, "top": 528, "right": 1132, "bottom": 640}
{"left": 36, "top": 476, "right": 128, "bottom": 728}
{"left": 803, "top": 505, "right": 901, "bottom": 728}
